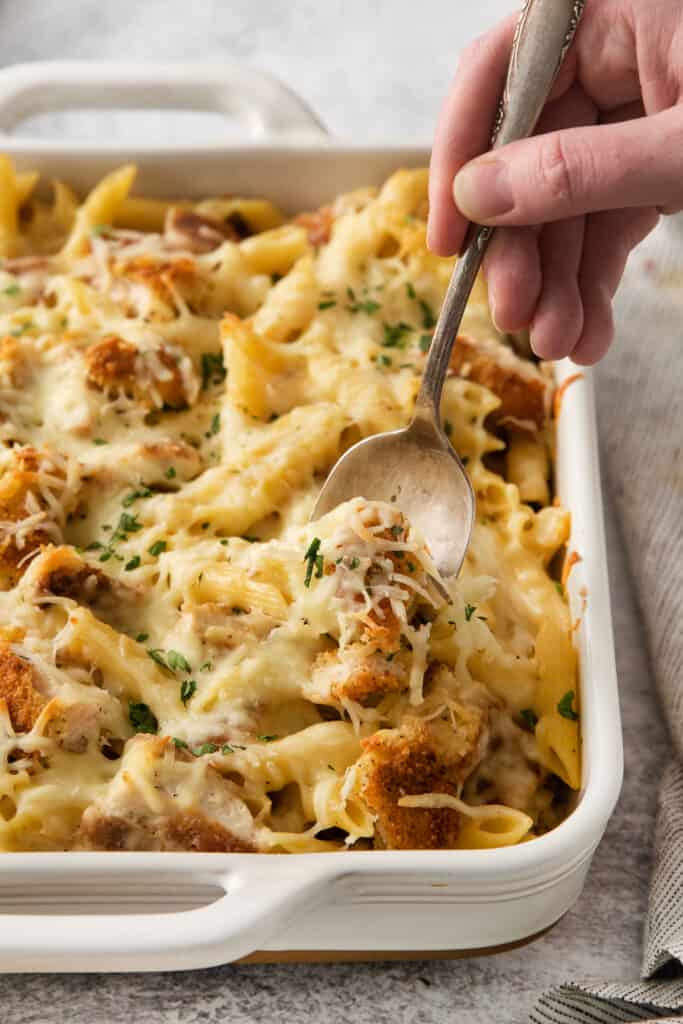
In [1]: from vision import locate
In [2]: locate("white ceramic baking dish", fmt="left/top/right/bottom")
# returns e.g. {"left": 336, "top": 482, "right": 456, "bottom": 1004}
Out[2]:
{"left": 0, "top": 61, "right": 622, "bottom": 972}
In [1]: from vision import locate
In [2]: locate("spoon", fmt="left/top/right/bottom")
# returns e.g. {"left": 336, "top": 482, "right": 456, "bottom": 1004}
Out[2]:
{"left": 313, "top": 0, "right": 585, "bottom": 578}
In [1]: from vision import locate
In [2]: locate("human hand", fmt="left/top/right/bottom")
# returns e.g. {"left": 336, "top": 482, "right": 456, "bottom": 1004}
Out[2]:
{"left": 427, "top": 0, "right": 683, "bottom": 364}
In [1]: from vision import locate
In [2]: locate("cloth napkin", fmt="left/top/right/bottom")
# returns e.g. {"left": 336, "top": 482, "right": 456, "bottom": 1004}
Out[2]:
{"left": 530, "top": 214, "right": 683, "bottom": 1022}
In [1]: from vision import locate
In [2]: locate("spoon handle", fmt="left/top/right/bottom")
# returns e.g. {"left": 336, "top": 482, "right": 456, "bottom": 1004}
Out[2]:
{"left": 415, "top": 0, "right": 586, "bottom": 421}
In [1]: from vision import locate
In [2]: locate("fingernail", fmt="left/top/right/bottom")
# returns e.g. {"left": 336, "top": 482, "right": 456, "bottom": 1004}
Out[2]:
{"left": 453, "top": 160, "right": 514, "bottom": 222}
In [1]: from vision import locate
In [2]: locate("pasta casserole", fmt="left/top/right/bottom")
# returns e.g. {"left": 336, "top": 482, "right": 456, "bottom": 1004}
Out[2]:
{"left": 0, "top": 159, "right": 580, "bottom": 853}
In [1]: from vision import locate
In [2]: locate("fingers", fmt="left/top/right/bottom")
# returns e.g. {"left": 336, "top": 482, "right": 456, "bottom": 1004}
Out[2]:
{"left": 427, "top": 15, "right": 517, "bottom": 256}
{"left": 529, "top": 217, "right": 586, "bottom": 360}
{"left": 453, "top": 107, "right": 683, "bottom": 226}
{"left": 483, "top": 228, "right": 541, "bottom": 332}
{"left": 483, "top": 83, "right": 596, "bottom": 340}
{"left": 571, "top": 206, "right": 660, "bottom": 365}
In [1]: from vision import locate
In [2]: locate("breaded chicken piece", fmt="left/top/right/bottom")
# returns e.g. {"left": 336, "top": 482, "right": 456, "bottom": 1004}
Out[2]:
{"left": 449, "top": 334, "right": 549, "bottom": 431}
{"left": 357, "top": 707, "right": 485, "bottom": 849}
{"left": 0, "top": 642, "right": 47, "bottom": 733}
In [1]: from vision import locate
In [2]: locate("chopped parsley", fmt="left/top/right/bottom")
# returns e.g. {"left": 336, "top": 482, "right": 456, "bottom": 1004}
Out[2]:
{"left": 117, "top": 512, "right": 143, "bottom": 534}
{"left": 210, "top": 412, "right": 221, "bottom": 435}
{"left": 167, "top": 650, "right": 191, "bottom": 673}
{"left": 375, "top": 353, "right": 392, "bottom": 368}
{"left": 180, "top": 679, "right": 197, "bottom": 706}
{"left": 418, "top": 298, "right": 436, "bottom": 329}
{"left": 389, "top": 524, "right": 403, "bottom": 538}
{"left": 348, "top": 297, "right": 380, "bottom": 314}
{"left": 221, "top": 743, "right": 234, "bottom": 754}
{"left": 558, "top": 690, "right": 579, "bottom": 721}
{"left": 419, "top": 334, "right": 431, "bottom": 353}
{"left": 147, "top": 648, "right": 167, "bottom": 669}
{"left": 93, "top": 438, "right": 107, "bottom": 445}
{"left": 382, "top": 321, "right": 411, "bottom": 349}
{"left": 348, "top": 556, "right": 360, "bottom": 570}
{"left": 122, "top": 486, "right": 153, "bottom": 507}
{"left": 165, "top": 466, "right": 176, "bottom": 480}
{"left": 257, "top": 734, "right": 278, "bottom": 742}
{"left": 303, "top": 537, "right": 323, "bottom": 587}
{"left": 194, "top": 743, "right": 218, "bottom": 756}
{"left": 519, "top": 708, "right": 539, "bottom": 732}
{"left": 465, "top": 603, "right": 476, "bottom": 621}
{"left": 200, "top": 351, "right": 226, "bottom": 390}
{"left": 135, "top": 632, "right": 149, "bottom": 643}
{"left": 148, "top": 540, "right": 167, "bottom": 557}
{"left": 128, "top": 701, "right": 158, "bottom": 734}
{"left": 3, "top": 283, "right": 21, "bottom": 297}
{"left": 406, "top": 282, "right": 416, "bottom": 299}
{"left": 199, "top": 661, "right": 213, "bottom": 672}
{"left": 124, "top": 555, "right": 141, "bottom": 571}
{"left": 172, "top": 737, "right": 189, "bottom": 749}
{"left": 318, "top": 299, "right": 336, "bottom": 310}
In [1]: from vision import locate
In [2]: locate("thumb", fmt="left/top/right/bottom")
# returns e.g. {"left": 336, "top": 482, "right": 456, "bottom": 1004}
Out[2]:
{"left": 452, "top": 108, "right": 683, "bottom": 225}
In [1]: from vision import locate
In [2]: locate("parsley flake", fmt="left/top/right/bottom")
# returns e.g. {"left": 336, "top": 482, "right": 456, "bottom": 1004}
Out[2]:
{"left": 3, "top": 283, "right": 20, "bottom": 297}
{"left": 194, "top": 743, "right": 218, "bottom": 756}
{"left": 128, "top": 701, "right": 158, "bottom": 734}
{"left": 419, "top": 334, "right": 431, "bottom": 353}
{"left": 122, "top": 486, "right": 152, "bottom": 507}
{"left": 382, "top": 321, "right": 411, "bottom": 349}
{"left": 165, "top": 466, "right": 176, "bottom": 479}
{"left": 125, "top": 555, "right": 141, "bottom": 571}
{"left": 519, "top": 708, "right": 539, "bottom": 732}
{"left": 172, "top": 737, "right": 188, "bottom": 749}
{"left": 147, "top": 648, "right": 167, "bottom": 669}
{"left": 303, "top": 537, "right": 323, "bottom": 587}
{"left": 465, "top": 603, "right": 476, "bottom": 621}
{"left": 210, "top": 412, "right": 220, "bottom": 435}
{"left": 148, "top": 540, "right": 167, "bottom": 557}
{"left": 375, "top": 353, "right": 392, "bottom": 368}
{"left": 180, "top": 679, "right": 197, "bottom": 706}
{"left": 167, "top": 650, "right": 191, "bottom": 674}
{"left": 200, "top": 351, "right": 226, "bottom": 390}
{"left": 558, "top": 690, "right": 579, "bottom": 721}
{"left": 318, "top": 299, "right": 336, "bottom": 310}
{"left": 418, "top": 298, "right": 436, "bottom": 329}
{"left": 135, "top": 633, "right": 149, "bottom": 643}
{"left": 257, "top": 734, "right": 278, "bottom": 742}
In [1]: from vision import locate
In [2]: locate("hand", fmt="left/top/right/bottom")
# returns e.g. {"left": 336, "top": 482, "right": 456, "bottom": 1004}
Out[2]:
{"left": 427, "top": 0, "right": 683, "bottom": 364}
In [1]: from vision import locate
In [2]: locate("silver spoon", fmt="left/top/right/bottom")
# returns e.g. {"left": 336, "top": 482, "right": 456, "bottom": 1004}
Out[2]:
{"left": 313, "top": 0, "right": 585, "bottom": 578}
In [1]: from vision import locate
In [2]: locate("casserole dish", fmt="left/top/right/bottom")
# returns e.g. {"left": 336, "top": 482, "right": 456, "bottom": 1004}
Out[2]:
{"left": 0, "top": 60, "right": 622, "bottom": 971}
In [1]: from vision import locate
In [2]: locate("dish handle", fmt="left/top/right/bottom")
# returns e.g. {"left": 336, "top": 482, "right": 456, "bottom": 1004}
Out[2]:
{"left": 3, "top": 859, "right": 333, "bottom": 971}
{"left": 0, "top": 61, "right": 328, "bottom": 141}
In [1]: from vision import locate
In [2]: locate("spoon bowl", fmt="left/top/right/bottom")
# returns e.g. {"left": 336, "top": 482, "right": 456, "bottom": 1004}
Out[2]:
{"left": 313, "top": 414, "right": 475, "bottom": 578}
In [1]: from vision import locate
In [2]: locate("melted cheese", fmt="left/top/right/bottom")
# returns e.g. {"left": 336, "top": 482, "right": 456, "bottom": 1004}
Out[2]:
{"left": 0, "top": 162, "right": 578, "bottom": 852}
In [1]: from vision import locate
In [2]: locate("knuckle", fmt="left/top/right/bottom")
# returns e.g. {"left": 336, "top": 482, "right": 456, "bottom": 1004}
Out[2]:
{"left": 536, "top": 133, "right": 590, "bottom": 209}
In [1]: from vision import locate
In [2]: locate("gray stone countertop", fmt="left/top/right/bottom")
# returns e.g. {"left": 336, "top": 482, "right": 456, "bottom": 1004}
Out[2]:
{"left": 0, "top": 1, "right": 671, "bottom": 1020}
